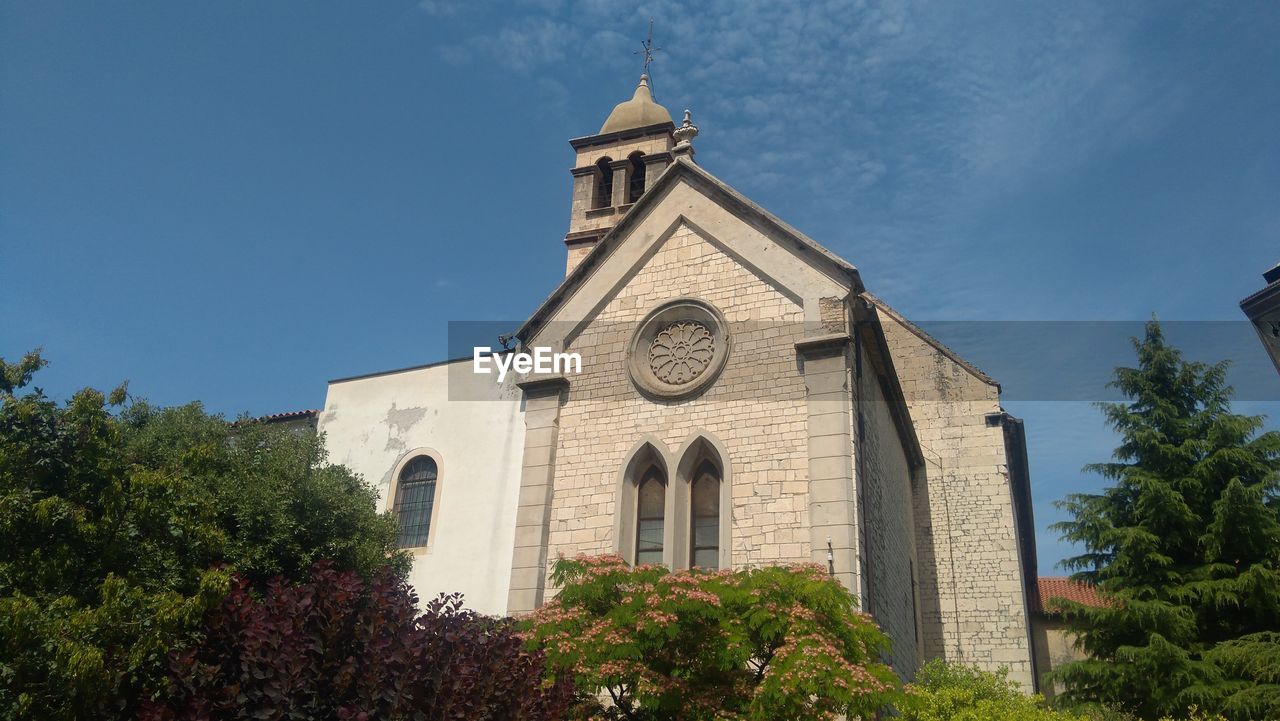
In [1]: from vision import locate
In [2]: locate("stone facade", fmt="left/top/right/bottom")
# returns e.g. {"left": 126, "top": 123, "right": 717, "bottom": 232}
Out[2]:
{"left": 543, "top": 221, "right": 813, "bottom": 577}
{"left": 507, "top": 156, "right": 956, "bottom": 677}
{"left": 874, "top": 301, "right": 1035, "bottom": 686}
{"left": 857, "top": 342, "right": 922, "bottom": 675}
{"left": 564, "top": 120, "right": 675, "bottom": 276}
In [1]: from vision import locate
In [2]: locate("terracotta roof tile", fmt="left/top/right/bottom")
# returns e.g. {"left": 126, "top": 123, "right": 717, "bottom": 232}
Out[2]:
{"left": 259, "top": 409, "right": 320, "bottom": 423}
{"left": 1033, "top": 576, "right": 1109, "bottom": 615}
{"left": 230, "top": 409, "right": 320, "bottom": 427}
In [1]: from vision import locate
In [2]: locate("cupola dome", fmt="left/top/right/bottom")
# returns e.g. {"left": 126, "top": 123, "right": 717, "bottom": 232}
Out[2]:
{"left": 599, "top": 74, "right": 673, "bottom": 134}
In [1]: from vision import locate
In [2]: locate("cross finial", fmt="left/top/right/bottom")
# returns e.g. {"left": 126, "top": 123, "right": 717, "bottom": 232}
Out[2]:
{"left": 634, "top": 19, "right": 661, "bottom": 77}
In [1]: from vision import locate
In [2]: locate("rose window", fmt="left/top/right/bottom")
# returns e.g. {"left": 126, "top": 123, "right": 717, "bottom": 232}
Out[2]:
{"left": 628, "top": 299, "right": 729, "bottom": 400}
{"left": 648, "top": 321, "right": 715, "bottom": 385}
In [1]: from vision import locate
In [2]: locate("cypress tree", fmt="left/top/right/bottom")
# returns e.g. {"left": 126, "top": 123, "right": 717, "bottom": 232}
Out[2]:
{"left": 1051, "top": 319, "right": 1280, "bottom": 720}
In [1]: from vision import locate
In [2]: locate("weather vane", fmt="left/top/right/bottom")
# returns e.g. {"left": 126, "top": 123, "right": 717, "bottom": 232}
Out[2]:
{"left": 634, "top": 18, "right": 661, "bottom": 95}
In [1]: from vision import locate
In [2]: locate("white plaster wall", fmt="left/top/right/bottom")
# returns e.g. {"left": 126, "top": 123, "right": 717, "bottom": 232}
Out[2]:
{"left": 317, "top": 360, "right": 525, "bottom": 616}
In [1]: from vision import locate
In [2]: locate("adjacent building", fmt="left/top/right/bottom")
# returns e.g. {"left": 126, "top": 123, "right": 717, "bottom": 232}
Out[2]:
{"left": 1240, "top": 263, "right": 1280, "bottom": 376}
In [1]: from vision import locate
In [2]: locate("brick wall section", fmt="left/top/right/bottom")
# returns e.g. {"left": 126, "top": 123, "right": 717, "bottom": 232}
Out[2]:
{"left": 857, "top": 343, "right": 920, "bottom": 676}
{"left": 544, "top": 222, "right": 812, "bottom": 590}
{"left": 876, "top": 309, "right": 1034, "bottom": 686}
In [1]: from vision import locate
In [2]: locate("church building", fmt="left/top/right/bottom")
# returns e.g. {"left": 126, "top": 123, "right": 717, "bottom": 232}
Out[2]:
{"left": 315, "top": 74, "right": 1042, "bottom": 687}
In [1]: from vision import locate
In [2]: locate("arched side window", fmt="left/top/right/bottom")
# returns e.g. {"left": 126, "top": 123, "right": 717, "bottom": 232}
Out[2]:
{"left": 627, "top": 151, "right": 646, "bottom": 204}
{"left": 635, "top": 465, "right": 666, "bottom": 565}
{"left": 615, "top": 438, "right": 671, "bottom": 567}
{"left": 391, "top": 453, "right": 439, "bottom": 549}
{"left": 674, "top": 433, "right": 731, "bottom": 570}
{"left": 690, "top": 460, "right": 720, "bottom": 569}
{"left": 594, "top": 157, "right": 614, "bottom": 209}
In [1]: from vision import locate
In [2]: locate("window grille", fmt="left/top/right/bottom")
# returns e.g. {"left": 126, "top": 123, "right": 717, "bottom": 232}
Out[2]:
{"left": 394, "top": 455, "right": 437, "bottom": 548}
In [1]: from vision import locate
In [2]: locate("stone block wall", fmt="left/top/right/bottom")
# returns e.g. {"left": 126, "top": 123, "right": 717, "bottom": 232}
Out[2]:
{"left": 875, "top": 304, "right": 1035, "bottom": 687}
{"left": 856, "top": 342, "right": 921, "bottom": 676}
{"left": 568, "top": 134, "right": 674, "bottom": 238}
{"left": 565, "top": 242, "right": 594, "bottom": 276}
{"left": 543, "top": 221, "right": 813, "bottom": 590}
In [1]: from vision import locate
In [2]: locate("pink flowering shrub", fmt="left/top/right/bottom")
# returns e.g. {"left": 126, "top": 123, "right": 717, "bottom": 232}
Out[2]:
{"left": 523, "top": 555, "right": 903, "bottom": 720}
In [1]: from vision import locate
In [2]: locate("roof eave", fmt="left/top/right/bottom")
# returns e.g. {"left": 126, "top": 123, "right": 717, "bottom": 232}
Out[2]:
{"left": 863, "top": 292, "right": 1001, "bottom": 390}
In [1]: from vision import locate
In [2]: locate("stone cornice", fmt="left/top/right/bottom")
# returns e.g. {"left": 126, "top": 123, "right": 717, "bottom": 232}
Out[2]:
{"left": 1241, "top": 280, "right": 1280, "bottom": 316}
{"left": 516, "top": 375, "right": 570, "bottom": 395}
{"left": 794, "top": 333, "right": 852, "bottom": 357}
{"left": 568, "top": 122, "right": 675, "bottom": 150}
{"left": 563, "top": 229, "right": 604, "bottom": 247}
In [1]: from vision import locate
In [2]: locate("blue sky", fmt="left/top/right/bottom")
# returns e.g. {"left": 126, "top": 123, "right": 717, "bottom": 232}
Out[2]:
{"left": 3, "top": 1, "right": 1278, "bottom": 572}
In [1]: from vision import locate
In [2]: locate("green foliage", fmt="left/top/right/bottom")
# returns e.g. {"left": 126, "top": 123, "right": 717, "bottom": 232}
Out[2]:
{"left": 901, "top": 660, "right": 1083, "bottom": 721}
{"left": 524, "top": 554, "right": 903, "bottom": 721}
{"left": 1156, "top": 707, "right": 1229, "bottom": 721}
{"left": 901, "top": 661, "right": 1229, "bottom": 721}
{"left": 121, "top": 401, "right": 408, "bottom": 586}
{"left": 0, "top": 351, "right": 408, "bottom": 720}
{"left": 1051, "top": 320, "right": 1280, "bottom": 720}
{"left": 0, "top": 348, "right": 46, "bottom": 395}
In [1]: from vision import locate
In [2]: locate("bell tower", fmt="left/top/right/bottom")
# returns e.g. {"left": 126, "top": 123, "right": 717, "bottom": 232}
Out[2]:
{"left": 563, "top": 74, "right": 677, "bottom": 275}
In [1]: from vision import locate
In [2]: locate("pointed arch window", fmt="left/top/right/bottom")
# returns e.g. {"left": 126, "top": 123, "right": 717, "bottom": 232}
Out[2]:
{"left": 635, "top": 466, "right": 666, "bottom": 565}
{"left": 394, "top": 455, "right": 437, "bottom": 548}
{"left": 594, "top": 157, "right": 614, "bottom": 209}
{"left": 627, "top": 151, "right": 646, "bottom": 203}
{"left": 690, "top": 460, "right": 721, "bottom": 569}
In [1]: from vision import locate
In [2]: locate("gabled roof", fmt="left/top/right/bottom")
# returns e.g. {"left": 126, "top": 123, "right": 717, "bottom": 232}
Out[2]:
{"left": 1032, "top": 576, "right": 1110, "bottom": 614}
{"left": 517, "top": 157, "right": 863, "bottom": 343}
{"left": 1240, "top": 271, "right": 1280, "bottom": 314}
{"left": 863, "top": 293, "right": 1001, "bottom": 389}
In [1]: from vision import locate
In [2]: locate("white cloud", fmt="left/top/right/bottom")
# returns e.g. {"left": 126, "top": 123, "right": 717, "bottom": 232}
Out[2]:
{"left": 427, "top": 1, "right": 1196, "bottom": 315}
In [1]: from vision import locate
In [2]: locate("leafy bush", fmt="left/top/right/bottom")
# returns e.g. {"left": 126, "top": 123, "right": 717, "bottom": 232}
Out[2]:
{"left": 140, "top": 561, "right": 572, "bottom": 721}
{"left": 1158, "top": 708, "right": 1229, "bottom": 721}
{"left": 902, "top": 660, "right": 1080, "bottom": 721}
{"left": 524, "top": 554, "right": 902, "bottom": 721}
{"left": 901, "top": 660, "right": 1231, "bottom": 721}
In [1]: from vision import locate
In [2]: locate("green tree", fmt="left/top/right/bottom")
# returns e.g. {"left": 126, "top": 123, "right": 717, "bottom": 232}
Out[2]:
{"left": 121, "top": 401, "right": 407, "bottom": 587}
{"left": 0, "top": 351, "right": 407, "bottom": 721}
{"left": 1051, "top": 320, "right": 1280, "bottom": 720}
{"left": 524, "top": 554, "right": 902, "bottom": 721}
